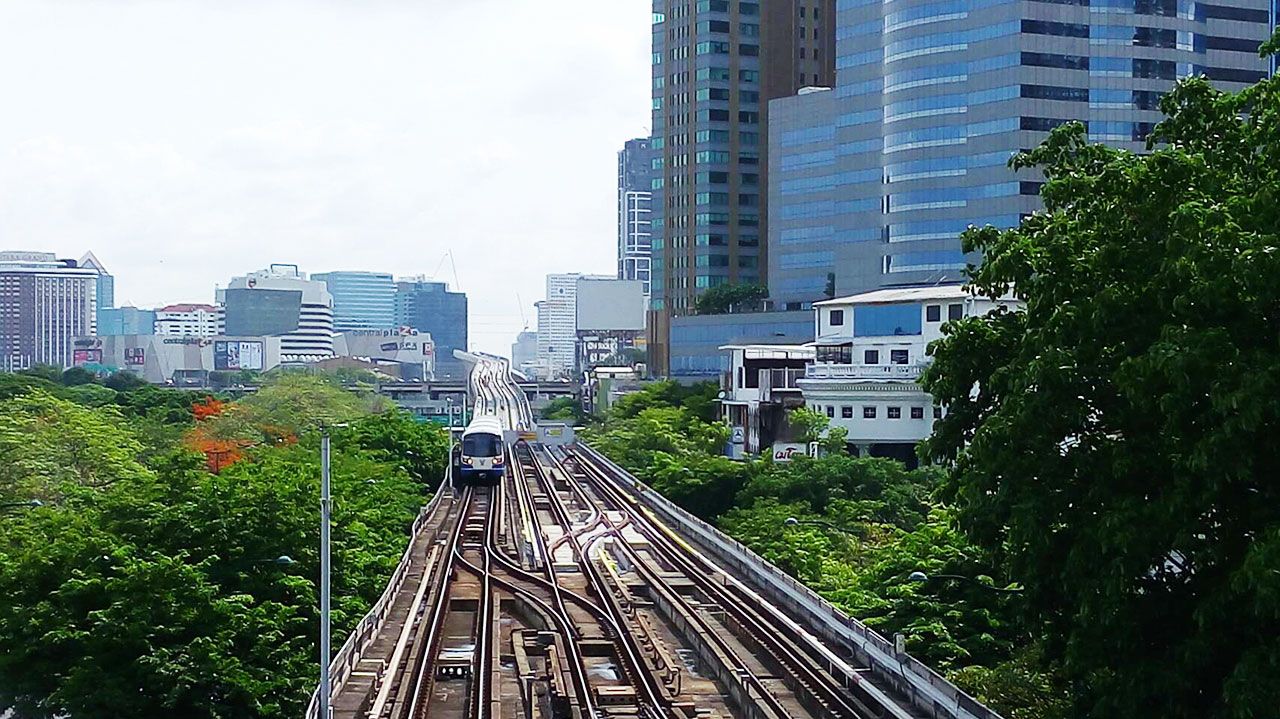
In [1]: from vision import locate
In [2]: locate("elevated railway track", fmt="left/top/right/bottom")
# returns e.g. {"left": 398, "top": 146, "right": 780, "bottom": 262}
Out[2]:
{"left": 310, "top": 355, "right": 1000, "bottom": 719}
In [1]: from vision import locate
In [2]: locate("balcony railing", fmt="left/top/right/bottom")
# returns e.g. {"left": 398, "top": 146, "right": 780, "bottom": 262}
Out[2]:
{"left": 760, "top": 368, "right": 806, "bottom": 403}
{"left": 804, "top": 363, "right": 924, "bottom": 381}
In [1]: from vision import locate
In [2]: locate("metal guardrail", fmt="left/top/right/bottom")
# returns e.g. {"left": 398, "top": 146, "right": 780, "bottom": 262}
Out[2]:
{"left": 576, "top": 443, "right": 1004, "bottom": 719}
{"left": 804, "top": 363, "right": 925, "bottom": 380}
{"left": 304, "top": 474, "right": 451, "bottom": 719}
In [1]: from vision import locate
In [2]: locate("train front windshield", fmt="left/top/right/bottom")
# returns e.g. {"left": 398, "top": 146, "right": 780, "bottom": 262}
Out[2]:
{"left": 462, "top": 433, "right": 502, "bottom": 458}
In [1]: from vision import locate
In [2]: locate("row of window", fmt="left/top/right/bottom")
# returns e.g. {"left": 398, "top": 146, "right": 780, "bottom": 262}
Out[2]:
{"left": 885, "top": 250, "right": 969, "bottom": 273}
{"left": 813, "top": 404, "right": 941, "bottom": 420}
{"left": 837, "top": 22, "right": 1267, "bottom": 72}
{"left": 888, "top": 181, "right": 1028, "bottom": 212}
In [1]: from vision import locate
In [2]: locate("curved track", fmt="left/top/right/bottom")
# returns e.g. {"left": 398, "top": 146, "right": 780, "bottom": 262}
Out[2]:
{"left": 360, "top": 355, "right": 922, "bottom": 719}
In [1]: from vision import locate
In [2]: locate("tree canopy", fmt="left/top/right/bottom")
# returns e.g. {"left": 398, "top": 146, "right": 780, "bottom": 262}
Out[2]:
{"left": 693, "top": 282, "right": 769, "bottom": 315}
{"left": 0, "top": 373, "right": 447, "bottom": 718}
{"left": 582, "top": 379, "right": 1059, "bottom": 716}
{"left": 922, "top": 66, "right": 1280, "bottom": 717}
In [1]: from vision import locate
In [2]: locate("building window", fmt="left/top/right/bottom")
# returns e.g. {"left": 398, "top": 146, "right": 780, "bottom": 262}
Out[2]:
{"left": 926, "top": 304, "right": 941, "bottom": 322}
{"left": 890, "top": 349, "right": 909, "bottom": 365}
{"left": 842, "top": 406, "right": 853, "bottom": 419}
{"left": 826, "top": 405, "right": 835, "bottom": 418}
{"left": 933, "top": 406, "right": 943, "bottom": 419}
{"left": 911, "top": 407, "right": 925, "bottom": 419}
{"left": 948, "top": 303, "right": 963, "bottom": 321}
{"left": 888, "top": 407, "right": 902, "bottom": 419}
{"left": 829, "top": 309, "right": 845, "bottom": 326}
{"left": 864, "top": 349, "right": 879, "bottom": 364}
{"left": 863, "top": 406, "right": 877, "bottom": 419}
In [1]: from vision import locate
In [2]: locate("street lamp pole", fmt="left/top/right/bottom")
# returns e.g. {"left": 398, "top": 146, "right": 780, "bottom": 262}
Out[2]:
{"left": 319, "top": 430, "right": 332, "bottom": 719}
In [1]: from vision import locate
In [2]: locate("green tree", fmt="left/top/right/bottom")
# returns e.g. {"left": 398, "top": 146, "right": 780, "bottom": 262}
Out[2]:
{"left": 694, "top": 282, "right": 769, "bottom": 315}
{"left": 0, "top": 391, "right": 153, "bottom": 500}
{"left": 336, "top": 410, "right": 450, "bottom": 486}
{"left": 922, "top": 66, "right": 1280, "bottom": 717}
{"left": 19, "top": 364, "right": 64, "bottom": 383}
{"left": 609, "top": 380, "right": 719, "bottom": 423}
{"left": 60, "top": 366, "right": 98, "bottom": 386}
{"left": 787, "top": 406, "right": 849, "bottom": 453}
{"left": 104, "top": 370, "right": 149, "bottom": 392}
{"left": 0, "top": 407, "right": 431, "bottom": 718}
{"left": 541, "top": 396, "right": 585, "bottom": 423}
{"left": 204, "top": 374, "right": 386, "bottom": 444}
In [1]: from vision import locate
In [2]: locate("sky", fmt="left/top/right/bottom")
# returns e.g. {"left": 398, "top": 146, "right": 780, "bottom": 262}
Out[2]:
{"left": 0, "top": 0, "right": 652, "bottom": 355}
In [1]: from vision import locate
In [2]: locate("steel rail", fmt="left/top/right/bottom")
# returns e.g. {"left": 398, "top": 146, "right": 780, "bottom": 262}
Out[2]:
{"left": 544, "top": 449, "right": 795, "bottom": 719}
{"left": 570, "top": 448, "right": 880, "bottom": 719}
{"left": 510, "top": 442, "right": 600, "bottom": 717}
{"left": 521, "top": 444, "right": 669, "bottom": 716}
{"left": 397, "top": 486, "right": 473, "bottom": 719}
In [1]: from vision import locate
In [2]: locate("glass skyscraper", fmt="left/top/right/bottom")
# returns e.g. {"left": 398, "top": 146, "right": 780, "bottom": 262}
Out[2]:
{"left": 394, "top": 279, "right": 468, "bottom": 379}
{"left": 313, "top": 271, "right": 396, "bottom": 332}
{"left": 618, "top": 137, "right": 655, "bottom": 296}
{"left": 768, "top": 0, "right": 1275, "bottom": 309}
{"left": 648, "top": 0, "right": 837, "bottom": 374}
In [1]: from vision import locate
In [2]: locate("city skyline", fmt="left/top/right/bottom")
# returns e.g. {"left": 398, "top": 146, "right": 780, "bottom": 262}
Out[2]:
{"left": 0, "top": 0, "right": 651, "bottom": 356}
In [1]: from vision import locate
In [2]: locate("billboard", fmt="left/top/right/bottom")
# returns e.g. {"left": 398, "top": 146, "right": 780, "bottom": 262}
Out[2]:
{"left": 73, "top": 349, "right": 103, "bottom": 365}
{"left": 577, "top": 329, "right": 643, "bottom": 369}
{"left": 214, "top": 341, "right": 265, "bottom": 371}
{"left": 124, "top": 348, "right": 146, "bottom": 366}
{"left": 770, "top": 443, "right": 810, "bottom": 462}
{"left": 575, "top": 278, "right": 646, "bottom": 331}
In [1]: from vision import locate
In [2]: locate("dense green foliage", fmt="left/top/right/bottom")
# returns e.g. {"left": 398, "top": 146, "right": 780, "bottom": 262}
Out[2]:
{"left": 693, "top": 282, "right": 768, "bottom": 315}
{"left": 922, "top": 64, "right": 1280, "bottom": 718}
{"left": 541, "top": 396, "right": 586, "bottom": 423}
{"left": 0, "top": 372, "right": 446, "bottom": 718}
{"left": 583, "top": 383, "right": 1062, "bottom": 716}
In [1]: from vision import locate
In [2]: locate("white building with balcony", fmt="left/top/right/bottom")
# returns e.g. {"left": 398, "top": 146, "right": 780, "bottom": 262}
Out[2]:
{"left": 721, "top": 344, "right": 814, "bottom": 458}
{"left": 797, "top": 285, "right": 1019, "bottom": 466}
{"left": 156, "top": 304, "right": 222, "bottom": 337}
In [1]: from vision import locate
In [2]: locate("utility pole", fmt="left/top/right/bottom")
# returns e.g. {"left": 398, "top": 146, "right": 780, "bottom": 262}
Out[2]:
{"left": 319, "top": 430, "right": 332, "bottom": 719}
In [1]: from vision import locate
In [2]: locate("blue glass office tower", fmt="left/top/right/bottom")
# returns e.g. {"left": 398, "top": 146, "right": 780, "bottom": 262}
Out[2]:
{"left": 649, "top": 0, "right": 837, "bottom": 373}
{"left": 394, "top": 280, "right": 468, "bottom": 379}
{"left": 99, "top": 307, "right": 156, "bottom": 336}
{"left": 313, "top": 271, "right": 396, "bottom": 332}
{"left": 768, "top": 0, "right": 1275, "bottom": 309}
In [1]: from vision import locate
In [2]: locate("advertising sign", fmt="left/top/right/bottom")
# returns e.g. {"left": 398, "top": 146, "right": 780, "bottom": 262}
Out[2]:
{"left": 124, "top": 348, "right": 146, "bottom": 366}
{"left": 770, "top": 443, "right": 809, "bottom": 462}
{"left": 73, "top": 349, "right": 103, "bottom": 365}
{"left": 214, "top": 341, "right": 265, "bottom": 371}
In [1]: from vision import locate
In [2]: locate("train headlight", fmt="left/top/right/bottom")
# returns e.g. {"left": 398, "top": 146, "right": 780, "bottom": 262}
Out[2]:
{"left": 493, "top": 454, "right": 505, "bottom": 465}
{"left": 461, "top": 456, "right": 473, "bottom": 466}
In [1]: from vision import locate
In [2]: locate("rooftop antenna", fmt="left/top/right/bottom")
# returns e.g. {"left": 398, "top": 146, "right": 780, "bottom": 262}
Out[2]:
{"left": 447, "top": 250, "right": 462, "bottom": 292}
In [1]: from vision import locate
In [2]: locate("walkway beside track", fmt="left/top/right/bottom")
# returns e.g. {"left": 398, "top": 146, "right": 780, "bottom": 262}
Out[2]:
{"left": 330, "top": 508, "right": 442, "bottom": 719}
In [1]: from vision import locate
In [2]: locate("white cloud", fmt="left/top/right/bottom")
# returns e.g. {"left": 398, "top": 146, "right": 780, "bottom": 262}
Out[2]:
{"left": 0, "top": 0, "right": 651, "bottom": 353}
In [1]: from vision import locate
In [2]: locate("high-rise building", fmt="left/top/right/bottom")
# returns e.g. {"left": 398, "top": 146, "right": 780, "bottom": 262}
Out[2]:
{"left": 648, "top": 0, "right": 838, "bottom": 373}
{"left": 768, "top": 0, "right": 1275, "bottom": 308}
{"left": 99, "top": 307, "right": 156, "bottom": 336}
{"left": 511, "top": 330, "right": 538, "bottom": 374}
{"left": 221, "top": 265, "right": 334, "bottom": 362}
{"left": 536, "top": 273, "right": 613, "bottom": 379}
{"left": 156, "top": 304, "right": 222, "bottom": 337}
{"left": 618, "top": 138, "right": 655, "bottom": 296}
{"left": 312, "top": 271, "right": 396, "bottom": 332}
{"left": 394, "top": 278, "right": 468, "bottom": 378}
{"left": 79, "top": 253, "right": 114, "bottom": 330}
{"left": 0, "top": 251, "right": 98, "bottom": 370}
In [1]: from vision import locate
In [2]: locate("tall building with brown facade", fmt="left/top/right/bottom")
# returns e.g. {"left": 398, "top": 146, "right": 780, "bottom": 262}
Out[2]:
{"left": 648, "top": 0, "right": 836, "bottom": 374}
